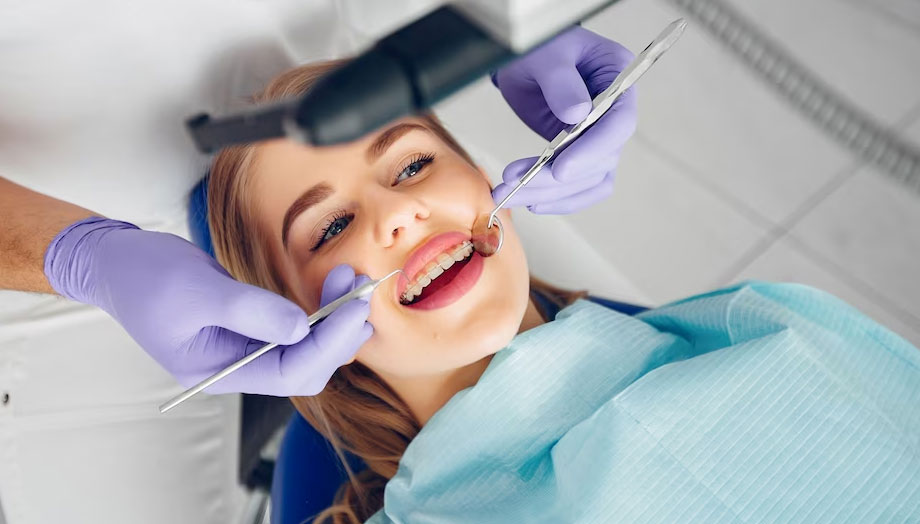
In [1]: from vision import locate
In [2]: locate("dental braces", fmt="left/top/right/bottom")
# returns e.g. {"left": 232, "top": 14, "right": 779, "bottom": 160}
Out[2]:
{"left": 401, "top": 240, "right": 474, "bottom": 303}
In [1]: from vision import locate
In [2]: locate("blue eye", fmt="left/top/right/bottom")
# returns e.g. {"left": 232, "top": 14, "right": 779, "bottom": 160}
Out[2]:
{"left": 394, "top": 153, "right": 435, "bottom": 184}
{"left": 312, "top": 212, "right": 353, "bottom": 251}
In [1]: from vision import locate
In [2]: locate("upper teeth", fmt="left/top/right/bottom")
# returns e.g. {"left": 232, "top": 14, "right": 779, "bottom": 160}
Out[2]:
{"left": 402, "top": 241, "right": 473, "bottom": 303}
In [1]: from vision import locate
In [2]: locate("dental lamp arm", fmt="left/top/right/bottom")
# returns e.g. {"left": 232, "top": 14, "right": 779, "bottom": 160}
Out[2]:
{"left": 187, "top": 1, "right": 621, "bottom": 152}
{"left": 188, "top": 6, "right": 511, "bottom": 152}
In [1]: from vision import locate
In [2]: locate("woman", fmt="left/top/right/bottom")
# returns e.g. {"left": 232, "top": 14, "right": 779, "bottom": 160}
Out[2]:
{"left": 208, "top": 61, "right": 920, "bottom": 523}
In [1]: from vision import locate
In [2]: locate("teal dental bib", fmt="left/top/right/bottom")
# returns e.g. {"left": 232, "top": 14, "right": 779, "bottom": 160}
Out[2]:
{"left": 368, "top": 282, "right": 920, "bottom": 523}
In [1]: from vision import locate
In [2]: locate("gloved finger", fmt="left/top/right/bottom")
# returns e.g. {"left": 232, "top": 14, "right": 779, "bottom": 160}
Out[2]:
{"left": 499, "top": 157, "right": 552, "bottom": 187}
{"left": 500, "top": 154, "right": 609, "bottom": 189}
{"left": 529, "top": 63, "right": 592, "bottom": 125}
{"left": 493, "top": 160, "right": 551, "bottom": 206}
{"left": 491, "top": 182, "right": 537, "bottom": 208}
{"left": 208, "top": 299, "right": 372, "bottom": 396}
{"left": 527, "top": 172, "right": 615, "bottom": 215}
{"left": 352, "top": 275, "right": 373, "bottom": 302}
{"left": 493, "top": 172, "right": 607, "bottom": 208}
{"left": 206, "top": 280, "right": 310, "bottom": 346}
{"left": 579, "top": 39, "right": 636, "bottom": 94}
{"left": 495, "top": 156, "right": 607, "bottom": 197}
{"left": 321, "top": 264, "right": 358, "bottom": 307}
{"left": 281, "top": 300, "right": 373, "bottom": 394}
{"left": 551, "top": 88, "right": 637, "bottom": 183}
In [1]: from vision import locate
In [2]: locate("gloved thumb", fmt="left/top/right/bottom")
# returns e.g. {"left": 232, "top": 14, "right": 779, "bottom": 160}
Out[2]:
{"left": 321, "top": 264, "right": 372, "bottom": 307}
{"left": 531, "top": 64, "right": 592, "bottom": 125}
{"left": 210, "top": 281, "right": 310, "bottom": 345}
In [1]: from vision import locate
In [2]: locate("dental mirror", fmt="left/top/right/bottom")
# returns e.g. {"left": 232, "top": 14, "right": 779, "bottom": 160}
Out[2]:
{"left": 471, "top": 18, "right": 687, "bottom": 258}
{"left": 471, "top": 212, "right": 504, "bottom": 256}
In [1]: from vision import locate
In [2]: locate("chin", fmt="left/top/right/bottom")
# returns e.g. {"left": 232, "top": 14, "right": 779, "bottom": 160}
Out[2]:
{"left": 369, "top": 220, "right": 531, "bottom": 375}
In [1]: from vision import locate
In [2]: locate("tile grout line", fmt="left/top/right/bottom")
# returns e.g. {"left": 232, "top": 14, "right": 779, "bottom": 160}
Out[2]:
{"left": 785, "top": 235, "right": 920, "bottom": 329}
{"left": 632, "top": 132, "right": 777, "bottom": 231}
{"left": 632, "top": 129, "right": 862, "bottom": 292}
{"left": 769, "top": 103, "right": 920, "bottom": 328}
{"left": 713, "top": 160, "right": 864, "bottom": 288}
{"left": 668, "top": 0, "right": 920, "bottom": 195}
{"left": 629, "top": 132, "right": 792, "bottom": 293}
{"left": 451, "top": 133, "right": 662, "bottom": 303}
{"left": 644, "top": 0, "right": 920, "bottom": 295}
{"left": 774, "top": 102, "right": 920, "bottom": 245}
{"left": 718, "top": 102, "right": 920, "bottom": 323}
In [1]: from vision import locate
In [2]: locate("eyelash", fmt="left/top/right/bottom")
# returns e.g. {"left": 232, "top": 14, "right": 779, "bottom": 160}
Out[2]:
{"left": 310, "top": 152, "right": 436, "bottom": 251}
{"left": 311, "top": 210, "right": 349, "bottom": 251}
{"left": 392, "top": 152, "right": 435, "bottom": 185}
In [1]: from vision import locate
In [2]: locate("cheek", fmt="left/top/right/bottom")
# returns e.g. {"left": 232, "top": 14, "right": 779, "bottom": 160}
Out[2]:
{"left": 425, "top": 165, "right": 494, "bottom": 214}
{"left": 298, "top": 164, "right": 523, "bottom": 378}
{"left": 293, "top": 260, "right": 357, "bottom": 314}
{"left": 291, "top": 233, "right": 387, "bottom": 311}
{"left": 355, "top": 214, "right": 531, "bottom": 379}
{"left": 297, "top": 266, "right": 331, "bottom": 312}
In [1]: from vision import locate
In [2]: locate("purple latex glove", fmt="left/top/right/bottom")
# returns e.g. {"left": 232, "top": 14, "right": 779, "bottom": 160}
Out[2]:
{"left": 491, "top": 26, "right": 638, "bottom": 214}
{"left": 44, "top": 217, "right": 373, "bottom": 396}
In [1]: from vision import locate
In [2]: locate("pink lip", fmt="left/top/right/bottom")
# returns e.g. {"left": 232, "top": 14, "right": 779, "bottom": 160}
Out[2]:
{"left": 396, "top": 231, "right": 470, "bottom": 300}
{"left": 406, "top": 252, "right": 484, "bottom": 311}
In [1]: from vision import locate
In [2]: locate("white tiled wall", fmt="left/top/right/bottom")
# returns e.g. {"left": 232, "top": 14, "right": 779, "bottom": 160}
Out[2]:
{"left": 725, "top": 0, "right": 920, "bottom": 125}
{"left": 585, "top": 0, "right": 856, "bottom": 225}
{"left": 848, "top": 0, "right": 920, "bottom": 35}
{"left": 436, "top": 0, "right": 920, "bottom": 346}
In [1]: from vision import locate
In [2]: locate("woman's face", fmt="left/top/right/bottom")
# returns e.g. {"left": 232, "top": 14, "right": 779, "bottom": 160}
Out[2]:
{"left": 248, "top": 117, "right": 531, "bottom": 381}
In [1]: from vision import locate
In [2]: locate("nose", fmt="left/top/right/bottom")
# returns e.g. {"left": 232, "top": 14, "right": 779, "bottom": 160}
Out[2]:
{"left": 369, "top": 187, "right": 430, "bottom": 248}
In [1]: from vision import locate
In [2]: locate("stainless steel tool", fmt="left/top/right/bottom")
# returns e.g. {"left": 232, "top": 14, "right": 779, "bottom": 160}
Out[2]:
{"left": 471, "top": 18, "right": 688, "bottom": 257}
{"left": 159, "top": 269, "right": 402, "bottom": 413}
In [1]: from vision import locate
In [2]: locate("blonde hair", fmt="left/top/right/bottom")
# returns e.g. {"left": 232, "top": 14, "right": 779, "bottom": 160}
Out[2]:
{"left": 208, "top": 60, "right": 586, "bottom": 523}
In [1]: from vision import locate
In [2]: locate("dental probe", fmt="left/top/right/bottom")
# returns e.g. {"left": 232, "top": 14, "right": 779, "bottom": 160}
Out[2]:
{"left": 159, "top": 269, "right": 402, "bottom": 413}
{"left": 471, "top": 18, "right": 688, "bottom": 257}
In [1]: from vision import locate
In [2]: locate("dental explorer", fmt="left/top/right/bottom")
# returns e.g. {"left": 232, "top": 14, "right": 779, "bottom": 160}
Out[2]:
{"left": 471, "top": 18, "right": 688, "bottom": 257}
{"left": 159, "top": 269, "right": 402, "bottom": 413}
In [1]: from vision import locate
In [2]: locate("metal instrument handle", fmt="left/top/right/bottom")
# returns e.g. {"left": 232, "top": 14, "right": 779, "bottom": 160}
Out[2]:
{"left": 487, "top": 18, "right": 687, "bottom": 227}
{"left": 158, "top": 269, "right": 400, "bottom": 413}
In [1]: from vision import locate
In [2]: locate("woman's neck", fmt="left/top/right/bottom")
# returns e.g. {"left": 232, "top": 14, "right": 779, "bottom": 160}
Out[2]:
{"left": 394, "top": 296, "right": 547, "bottom": 425}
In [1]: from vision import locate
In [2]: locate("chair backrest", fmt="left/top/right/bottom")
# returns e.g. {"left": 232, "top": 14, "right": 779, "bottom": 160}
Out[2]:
{"left": 188, "top": 176, "right": 214, "bottom": 257}
{"left": 271, "top": 413, "right": 364, "bottom": 524}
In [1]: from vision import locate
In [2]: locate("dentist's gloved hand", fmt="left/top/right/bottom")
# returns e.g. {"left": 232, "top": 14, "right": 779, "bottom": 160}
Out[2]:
{"left": 44, "top": 217, "right": 373, "bottom": 396}
{"left": 491, "top": 26, "right": 638, "bottom": 214}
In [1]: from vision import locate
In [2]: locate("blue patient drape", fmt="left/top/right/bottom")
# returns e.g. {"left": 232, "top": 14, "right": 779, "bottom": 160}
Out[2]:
{"left": 368, "top": 282, "right": 920, "bottom": 523}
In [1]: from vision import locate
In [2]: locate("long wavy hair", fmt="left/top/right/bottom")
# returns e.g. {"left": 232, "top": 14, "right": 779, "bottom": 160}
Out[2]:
{"left": 207, "top": 60, "right": 587, "bottom": 522}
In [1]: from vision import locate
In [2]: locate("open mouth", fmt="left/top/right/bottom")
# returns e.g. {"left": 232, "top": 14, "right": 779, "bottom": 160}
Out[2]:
{"left": 398, "top": 233, "right": 485, "bottom": 310}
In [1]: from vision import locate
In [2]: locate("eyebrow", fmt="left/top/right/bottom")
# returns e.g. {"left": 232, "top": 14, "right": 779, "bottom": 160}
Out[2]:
{"left": 366, "top": 123, "right": 430, "bottom": 162}
{"left": 281, "top": 123, "right": 429, "bottom": 250}
{"left": 281, "top": 182, "right": 334, "bottom": 249}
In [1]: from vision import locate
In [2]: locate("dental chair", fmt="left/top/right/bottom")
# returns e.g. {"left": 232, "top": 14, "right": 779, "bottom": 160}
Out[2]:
{"left": 189, "top": 177, "right": 647, "bottom": 524}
